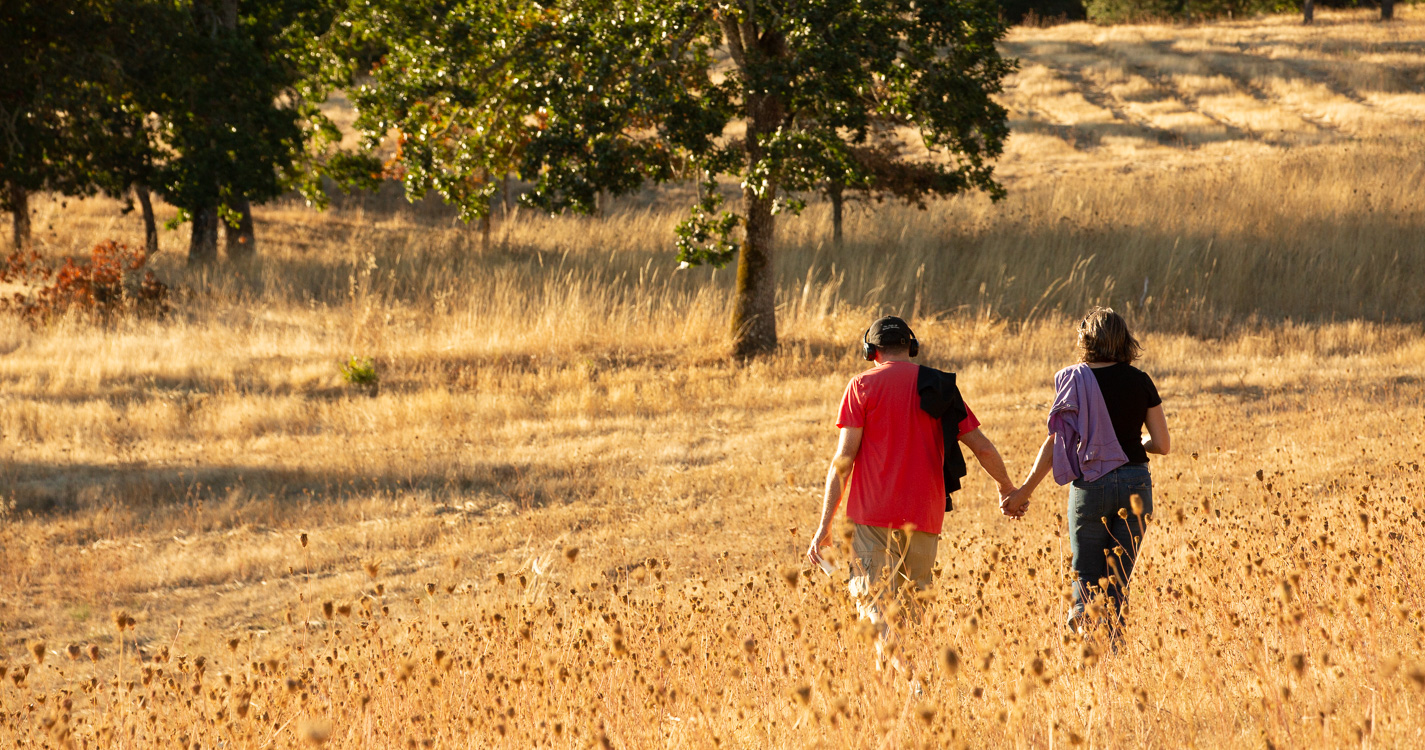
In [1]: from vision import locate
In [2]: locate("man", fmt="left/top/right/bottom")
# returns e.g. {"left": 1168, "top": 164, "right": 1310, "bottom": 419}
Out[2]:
{"left": 805, "top": 316, "right": 1019, "bottom": 676}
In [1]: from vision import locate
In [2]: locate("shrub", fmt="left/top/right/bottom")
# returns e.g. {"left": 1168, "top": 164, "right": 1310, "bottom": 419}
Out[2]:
{"left": 1085, "top": 0, "right": 1279, "bottom": 22}
{"left": 340, "top": 355, "right": 380, "bottom": 391}
{"left": 1001, "top": 0, "right": 1088, "bottom": 24}
{"left": 0, "top": 240, "right": 171, "bottom": 325}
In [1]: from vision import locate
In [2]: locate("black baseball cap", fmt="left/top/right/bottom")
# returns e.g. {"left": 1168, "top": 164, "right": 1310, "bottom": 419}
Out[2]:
{"left": 867, "top": 316, "right": 913, "bottom": 346}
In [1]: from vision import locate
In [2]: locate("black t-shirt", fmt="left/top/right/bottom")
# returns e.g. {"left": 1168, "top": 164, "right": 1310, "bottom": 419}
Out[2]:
{"left": 1089, "top": 363, "right": 1162, "bottom": 464}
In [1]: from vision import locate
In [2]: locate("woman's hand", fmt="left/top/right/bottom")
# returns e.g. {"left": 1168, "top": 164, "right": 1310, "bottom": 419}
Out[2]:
{"left": 1000, "top": 487, "right": 1031, "bottom": 519}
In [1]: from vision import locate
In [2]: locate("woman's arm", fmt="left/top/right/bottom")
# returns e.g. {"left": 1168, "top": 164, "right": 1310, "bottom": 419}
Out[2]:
{"left": 1142, "top": 405, "right": 1171, "bottom": 455}
{"left": 1002, "top": 434, "right": 1053, "bottom": 518}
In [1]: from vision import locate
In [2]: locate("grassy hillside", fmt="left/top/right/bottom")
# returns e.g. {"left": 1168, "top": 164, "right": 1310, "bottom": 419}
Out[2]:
{"left": 1, "top": 8, "right": 1424, "bottom": 749}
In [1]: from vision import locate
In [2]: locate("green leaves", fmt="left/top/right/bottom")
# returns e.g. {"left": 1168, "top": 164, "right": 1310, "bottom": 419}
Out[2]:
{"left": 675, "top": 176, "right": 741, "bottom": 268}
{"left": 327, "top": 0, "right": 1014, "bottom": 261}
{"left": 0, "top": 0, "right": 346, "bottom": 239}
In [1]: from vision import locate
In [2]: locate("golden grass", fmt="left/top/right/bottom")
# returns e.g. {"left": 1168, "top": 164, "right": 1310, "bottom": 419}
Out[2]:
{"left": 2, "top": 8, "right": 1424, "bottom": 748}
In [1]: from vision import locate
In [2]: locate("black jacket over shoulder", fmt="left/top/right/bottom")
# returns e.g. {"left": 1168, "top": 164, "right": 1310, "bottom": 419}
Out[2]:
{"left": 917, "top": 366, "right": 969, "bottom": 511}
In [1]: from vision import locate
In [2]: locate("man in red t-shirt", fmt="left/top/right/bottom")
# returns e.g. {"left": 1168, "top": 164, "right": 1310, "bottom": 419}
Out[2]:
{"left": 805, "top": 316, "right": 1018, "bottom": 676}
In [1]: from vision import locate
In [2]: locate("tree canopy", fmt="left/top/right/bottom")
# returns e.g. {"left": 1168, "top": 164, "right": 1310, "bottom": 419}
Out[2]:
{"left": 1, "top": 0, "right": 348, "bottom": 262}
{"left": 6, "top": 1, "right": 1015, "bottom": 346}
{"left": 329, "top": 0, "right": 1016, "bottom": 356}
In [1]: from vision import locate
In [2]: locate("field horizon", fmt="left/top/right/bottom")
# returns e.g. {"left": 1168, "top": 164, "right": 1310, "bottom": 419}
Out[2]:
{"left": 3, "top": 8, "right": 1425, "bottom": 749}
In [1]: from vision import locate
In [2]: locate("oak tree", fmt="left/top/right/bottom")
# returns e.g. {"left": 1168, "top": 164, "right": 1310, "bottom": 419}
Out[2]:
{"left": 332, "top": 0, "right": 1014, "bottom": 356}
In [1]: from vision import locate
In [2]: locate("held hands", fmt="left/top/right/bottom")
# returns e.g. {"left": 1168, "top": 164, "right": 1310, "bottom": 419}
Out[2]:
{"left": 999, "top": 485, "right": 1031, "bottom": 519}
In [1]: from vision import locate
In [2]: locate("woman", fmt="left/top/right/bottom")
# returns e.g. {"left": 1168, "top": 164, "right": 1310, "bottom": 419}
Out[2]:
{"left": 1004, "top": 307, "right": 1170, "bottom": 635}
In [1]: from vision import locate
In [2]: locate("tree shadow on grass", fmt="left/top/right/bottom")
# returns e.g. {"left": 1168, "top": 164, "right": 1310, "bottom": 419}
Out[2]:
{"left": 0, "top": 458, "right": 591, "bottom": 521}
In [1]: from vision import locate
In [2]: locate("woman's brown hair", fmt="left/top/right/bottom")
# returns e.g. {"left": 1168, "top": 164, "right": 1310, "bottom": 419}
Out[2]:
{"left": 1077, "top": 307, "right": 1141, "bottom": 364}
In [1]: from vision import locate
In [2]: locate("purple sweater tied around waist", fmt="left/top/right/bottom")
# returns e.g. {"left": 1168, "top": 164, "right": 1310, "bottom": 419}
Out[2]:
{"left": 1049, "top": 363, "right": 1129, "bottom": 485}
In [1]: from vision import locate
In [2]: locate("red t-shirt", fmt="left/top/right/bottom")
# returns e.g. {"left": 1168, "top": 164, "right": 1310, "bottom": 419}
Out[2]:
{"left": 836, "top": 361, "right": 980, "bottom": 536}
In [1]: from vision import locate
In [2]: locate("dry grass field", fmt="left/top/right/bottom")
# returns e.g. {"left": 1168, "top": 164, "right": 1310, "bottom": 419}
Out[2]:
{"left": 2, "top": 8, "right": 1425, "bottom": 748}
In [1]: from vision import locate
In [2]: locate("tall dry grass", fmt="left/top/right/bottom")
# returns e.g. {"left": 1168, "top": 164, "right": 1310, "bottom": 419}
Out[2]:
{"left": 2, "top": 317, "right": 1423, "bottom": 748}
{"left": 1, "top": 8, "right": 1424, "bottom": 749}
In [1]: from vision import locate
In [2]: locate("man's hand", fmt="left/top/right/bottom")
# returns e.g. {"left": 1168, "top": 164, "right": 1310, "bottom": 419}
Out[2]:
{"left": 1000, "top": 487, "right": 1031, "bottom": 519}
{"left": 806, "top": 525, "right": 832, "bottom": 568}
{"left": 808, "top": 427, "right": 861, "bottom": 570}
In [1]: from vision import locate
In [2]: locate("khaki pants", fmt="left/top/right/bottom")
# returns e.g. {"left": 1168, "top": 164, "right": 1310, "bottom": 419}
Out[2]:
{"left": 849, "top": 523, "right": 939, "bottom": 644}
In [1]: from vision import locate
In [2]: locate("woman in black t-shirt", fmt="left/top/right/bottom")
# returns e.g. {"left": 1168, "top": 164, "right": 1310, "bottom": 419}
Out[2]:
{"left": 1003, "top": 308, "right": 1171, "bottom": 637}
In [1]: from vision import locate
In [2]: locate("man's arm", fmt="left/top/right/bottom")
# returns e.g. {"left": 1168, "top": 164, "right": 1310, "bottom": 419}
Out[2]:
{"left": 958, "top": 428, "right": 1018, "bottom": 511}
{"left": 806, "top": 427, "right": 862, "bottom": 567}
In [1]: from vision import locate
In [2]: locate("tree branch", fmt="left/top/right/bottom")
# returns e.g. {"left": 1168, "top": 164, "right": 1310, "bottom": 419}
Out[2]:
{"left": 719, "top": 11, "right": 747, "bottom": 70}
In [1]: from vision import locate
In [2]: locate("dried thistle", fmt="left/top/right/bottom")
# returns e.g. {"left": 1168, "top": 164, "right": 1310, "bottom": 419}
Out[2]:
{"left": 299, "top": 719, "right": 331, "bottom": 745}
{"left": 943, "top": 648, "right": 960, "bottom": 674}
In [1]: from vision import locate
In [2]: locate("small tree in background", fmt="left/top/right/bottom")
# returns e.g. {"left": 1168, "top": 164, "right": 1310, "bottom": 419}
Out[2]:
{"left": 1, "top": 0, "right": 349, "bottom": 262}
{"left": 156, "top": 0, "right": 333, "bottom": 264}
{"left": 819, "top": 138, "right": 983, "bottom": 246}
{"left": 0, "top": 1, "right": 120, "bottom": 249}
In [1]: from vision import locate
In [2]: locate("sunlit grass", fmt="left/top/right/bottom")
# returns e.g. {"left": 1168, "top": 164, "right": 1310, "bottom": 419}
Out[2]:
{"left": 1, "top": 8, "right": 1424, "bottom": 748}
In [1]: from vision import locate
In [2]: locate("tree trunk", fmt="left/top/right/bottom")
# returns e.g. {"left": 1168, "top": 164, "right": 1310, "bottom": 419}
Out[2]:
{"left": 731, "top": 183, "right": 777, "bottom": 359}
{"left": 719, "top": 17, "right": 786, "bottom": 358}
{"left": 134, "top": 184, "right": 159, "bottom": 255}
{"left": 7, "top": 182, "right": 30, "bottom": 250}
{"left": 1303, "top": 0, "right": 1314, "bottom": 23}
{"left": 829, "top": 183, "right": 845, "bottom": 246}
{"left": 479, "top": 168, "right": 492, "bottom": 251}
{"left": 729, "top": 92, "right": 783, "bottom": 359}
{"left": 1381, "top": 0, "right": 1394, "bottom": 20}
{"left": 225, "top": 196, "right": 256, "bottom": 259}
{"left": 188, "top": 206, "right": 219, "bottom": 265}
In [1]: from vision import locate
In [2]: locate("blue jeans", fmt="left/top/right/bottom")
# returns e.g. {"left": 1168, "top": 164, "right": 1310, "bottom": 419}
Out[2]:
{"left": 1067, "top": 464, "right": 1153, "bottom": 632}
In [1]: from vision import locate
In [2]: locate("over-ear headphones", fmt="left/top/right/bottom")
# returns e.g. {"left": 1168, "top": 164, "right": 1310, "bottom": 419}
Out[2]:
{"left": 862, "top": 324, "right": 919, "bottom": 361}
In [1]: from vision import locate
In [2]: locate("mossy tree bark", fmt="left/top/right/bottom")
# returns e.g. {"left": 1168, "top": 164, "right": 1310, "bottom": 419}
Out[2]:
{"left": 730, "top": 86, "right": 785, "bottom": 359}
{"left": 732, "top": 183, "right": 778, "bottom": 358}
